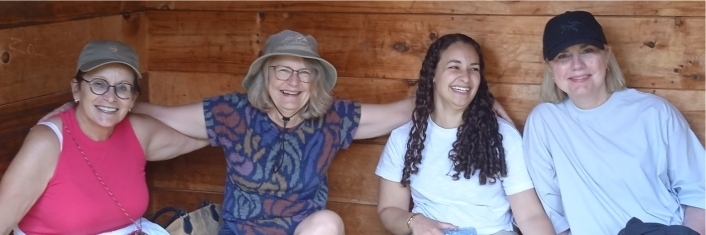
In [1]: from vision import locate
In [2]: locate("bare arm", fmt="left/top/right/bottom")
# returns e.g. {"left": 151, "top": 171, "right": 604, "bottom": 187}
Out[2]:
{"left": 0, "top": 125, "right": 61, "bottom": 234}
{"left": 355, "top": 98, "right": 415, "bottom": 140}
{"left": 508, "top": 189, "right": 556, "bottom": 235}
{"left": 377, "top": 178, "right": 455, "bottom": 235}
{"left": 130, "top": 114, "right": 210, "bottom": 161}
{"left": 131, "top": 101, "right": 208, "bottom": 139}
{"left": 684, "top": 205, "right": 705, "bottom": 235}
{"left": 356, "top": 98, "right": 512, "bottom": 139}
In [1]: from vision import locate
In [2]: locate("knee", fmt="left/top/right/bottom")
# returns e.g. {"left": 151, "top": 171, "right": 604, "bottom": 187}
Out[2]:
{"left": 295, "top": 209, "right": 345, "bottom": 235}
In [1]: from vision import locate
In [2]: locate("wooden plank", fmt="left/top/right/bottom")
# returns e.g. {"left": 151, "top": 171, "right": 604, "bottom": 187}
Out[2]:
{"left": 147, "top": 11, "right": 704, "bottom": 90}
{"left": 146, "top": 188, "right": 390, "bottom": 235}
{"left": 0, "top": 13, "right": 148, "bottom": 105}
{"left": 0, "top": 2, "right": 145, "bottom": 30}
{"left": 146, "top": 1, "right": 705, "bottom": 17}
{"left": 327, "top": 201, "right": 392, "bottom": 235}
{"left": 147, "top": 146, "right": 226, "bottom": 193}
{"left": 328, "top": 144, "right": 383, "bottom": 205}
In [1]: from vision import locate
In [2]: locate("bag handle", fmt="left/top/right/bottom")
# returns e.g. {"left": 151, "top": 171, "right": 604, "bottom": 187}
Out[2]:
{"left": 198, "top": 200, "right": 220, "bottom": 222}
{"left": 149, "top": 206, "right": 193, "bottom": 234}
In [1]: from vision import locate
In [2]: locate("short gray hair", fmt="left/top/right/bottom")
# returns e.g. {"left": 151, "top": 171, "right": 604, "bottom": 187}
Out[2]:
{"left": 246, "top": 57, "right": 334, "bottom": 119}
{"left": 540, "top": 50, "right": 626, "bottom": 103}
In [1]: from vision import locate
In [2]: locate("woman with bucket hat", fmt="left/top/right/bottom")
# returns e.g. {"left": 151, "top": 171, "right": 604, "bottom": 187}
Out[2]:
{"left": 0, "top": 40, "right": 208, "bottom": 235}
{"left": 523, "top": 11, "right": 704, "bottom": 235}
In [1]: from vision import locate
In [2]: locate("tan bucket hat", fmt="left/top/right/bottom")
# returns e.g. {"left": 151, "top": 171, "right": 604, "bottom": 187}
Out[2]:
{"left": 242, "top": 30, "right": 337, "bottom": 92}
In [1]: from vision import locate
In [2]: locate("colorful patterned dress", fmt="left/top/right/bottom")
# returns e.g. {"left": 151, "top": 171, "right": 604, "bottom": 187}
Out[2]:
{"left": 203, "top": 93, "right": 361, "bottom": 235}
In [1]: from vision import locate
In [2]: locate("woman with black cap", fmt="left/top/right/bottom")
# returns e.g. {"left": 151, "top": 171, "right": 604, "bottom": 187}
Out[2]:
{"left": 523, "top": 11, "right": 704, "bottom": 235}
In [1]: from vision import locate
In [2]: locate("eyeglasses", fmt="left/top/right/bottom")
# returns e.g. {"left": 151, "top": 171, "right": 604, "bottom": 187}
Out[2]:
{"left": 270, "top": 65, "right": 317, "bottom": 83}
{"left": 77, "top": 77, "right": 135, "bottom": 100}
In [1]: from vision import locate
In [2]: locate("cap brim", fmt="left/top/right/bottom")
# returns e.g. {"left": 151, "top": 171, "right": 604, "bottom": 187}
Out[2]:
{"left": 242, "top": 49, "right": 337, "bottom": 92}
{"left": 545, "top": 39, "right": 606, "bottom": 61}
{"left": 78, "top": 59, "right": 142, "bottom": 79}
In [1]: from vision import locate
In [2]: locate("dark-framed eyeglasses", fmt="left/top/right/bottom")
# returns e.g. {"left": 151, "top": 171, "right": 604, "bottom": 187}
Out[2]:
{"left": 270, "top": 65, "right": 317, "bottom": 83}
{"left": 76, "top": 77, "right": 135, "bottom": 100}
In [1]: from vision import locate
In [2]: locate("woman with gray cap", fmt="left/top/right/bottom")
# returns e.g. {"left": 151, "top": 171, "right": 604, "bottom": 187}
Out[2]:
{"left": 523, "top": 11, "right": 704, "bottom": 235}
{"left": 0, "top": 40, "right": 208, "bottom": 235}
{"left": 126, "top": 29, "right": 512, "bottom": 235}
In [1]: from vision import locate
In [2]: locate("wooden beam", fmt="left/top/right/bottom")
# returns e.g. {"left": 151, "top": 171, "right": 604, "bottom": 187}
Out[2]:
{"left": 146, "top": 1, "right": 704, "bottom": 17}
{"left": 147, "top": 11, "right": 704, "bottom": 90}
{"left": 0, "top": 13, "right": 149, "bottom": 105}
{"left": 0, "top": 1, "right": 145, "bottom": 30}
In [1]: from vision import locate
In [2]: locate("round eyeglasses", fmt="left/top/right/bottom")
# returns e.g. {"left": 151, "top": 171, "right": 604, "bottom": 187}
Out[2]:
{"left": 77, "top": 77, "right": 135, "bottom": 100}
{"left": 270, "top": 65, "right": 317, "bottom": 83}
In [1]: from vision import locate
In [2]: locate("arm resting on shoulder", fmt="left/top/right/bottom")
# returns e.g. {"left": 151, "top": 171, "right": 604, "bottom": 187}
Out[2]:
{"left": 0, "top": 126, "right": 61, "bottom": 234}
{"left": 684, "top": 206, "right": 705, "bottom": 235}
{"left": 130, "top": 114, "right": 210, "bottom": 161}
{"left": 507, "top": 189, "right": 556, "bottom": 235}
{"left": 131, "top": 101, "right": 208, "bottom": 139}
{"left": 355, "top": 98, "right": 414, "bottom": 140}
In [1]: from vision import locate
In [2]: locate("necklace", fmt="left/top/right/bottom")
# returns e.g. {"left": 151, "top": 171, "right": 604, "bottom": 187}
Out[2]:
{"left": 269, "top": 101, "right": 303, "bottom": 173}
{"left": 63, "top": 124, "right": 146, "bottom": 235}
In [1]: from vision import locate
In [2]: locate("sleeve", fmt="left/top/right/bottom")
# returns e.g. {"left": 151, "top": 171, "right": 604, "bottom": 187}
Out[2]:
{"left": 662, "top": 102, "right": 705, "bottom": 209}
{"left": 522, "top": 107, "right": 570, "bottom": 233}
{"left": 375, "top": 126, "right": 408, "bottom": 183}
{"left": 202, "top": 93, "right": 248, "bottom": 147}
{"left": 331, "top": 99, "right": 362, "bottom": 149}
{"left": 498, "top": 121, "right": 534, "bottom": 195}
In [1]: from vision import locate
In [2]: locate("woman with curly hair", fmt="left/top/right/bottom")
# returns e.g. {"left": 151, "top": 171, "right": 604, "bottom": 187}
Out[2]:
{"left": 375, "top": 33, "right": 555, "bottom": 235}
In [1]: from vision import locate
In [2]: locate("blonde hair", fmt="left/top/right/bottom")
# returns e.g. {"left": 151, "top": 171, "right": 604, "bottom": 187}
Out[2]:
{"left": 247, "top": 57, "right": 334, "bottom": 119}
{"left": 540, "top": 50, "right": 627, "bottom": 103}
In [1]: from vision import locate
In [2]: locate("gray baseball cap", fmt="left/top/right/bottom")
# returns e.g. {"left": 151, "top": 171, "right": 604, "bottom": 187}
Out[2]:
{"left": 242, "top": 30, "right": 337, "bottom": 92}
{"left": 76, "top": 40, "right": 141, "bottom": 79}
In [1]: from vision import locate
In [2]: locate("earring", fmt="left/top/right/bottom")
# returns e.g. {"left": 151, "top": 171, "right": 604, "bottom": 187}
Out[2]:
{"left": 74, "top": 99, "right": 79, "bottom": 103}
{"left": 128, "top": 108, "right": 132, "bottom": 112}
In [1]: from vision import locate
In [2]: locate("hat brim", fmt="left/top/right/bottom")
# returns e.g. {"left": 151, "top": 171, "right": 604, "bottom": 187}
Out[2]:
{"left": 545, "top": 38, "right": 606, "bottom": 61}
{"left": 78, "top": 59, "right": 143, "bottom": 79}
{"left": 242, "top": 48, "right": 337, "bottom": 92}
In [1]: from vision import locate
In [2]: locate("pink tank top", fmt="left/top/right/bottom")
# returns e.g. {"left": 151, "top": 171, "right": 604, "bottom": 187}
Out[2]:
{"left": 18, "top": 108, "right": 148, "bottom": 234}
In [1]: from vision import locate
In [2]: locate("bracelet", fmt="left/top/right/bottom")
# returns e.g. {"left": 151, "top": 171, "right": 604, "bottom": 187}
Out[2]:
{"left": 406, "top": 213, "right": 421, "bottom": 230}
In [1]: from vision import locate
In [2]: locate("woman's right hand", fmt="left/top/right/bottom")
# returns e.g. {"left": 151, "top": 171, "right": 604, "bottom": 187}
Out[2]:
{"left": 410, "top": 214, "right": 457, "bottom": 235}
{"left": 38, "top": 102, "right": 75, "bottom": 123}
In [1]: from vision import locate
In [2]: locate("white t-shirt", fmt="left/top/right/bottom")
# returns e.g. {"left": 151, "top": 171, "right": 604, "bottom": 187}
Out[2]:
{"left": 523, "top": 88, "right": 705, "bottom": 235}
{"left": 376, "top": 117, "right": 534, "bottom": 234}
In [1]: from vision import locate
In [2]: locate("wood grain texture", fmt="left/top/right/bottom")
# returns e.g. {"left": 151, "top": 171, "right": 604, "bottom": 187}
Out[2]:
{"left": 147, "top": 11, "right": 704, "bottom": 90}
{"left": 0, "top": 1, "right": 145, "bottom": 30}
{"left": 145, "top": 1, "right": 705, "bottom": 17}
{"left": 0, "top": 13, "right": 148, "bottom": 105}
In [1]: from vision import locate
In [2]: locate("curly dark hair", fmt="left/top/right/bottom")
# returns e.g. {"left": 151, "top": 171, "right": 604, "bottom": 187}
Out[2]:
{"left": 400, "top": 33, "right": 506, "bottom": 186}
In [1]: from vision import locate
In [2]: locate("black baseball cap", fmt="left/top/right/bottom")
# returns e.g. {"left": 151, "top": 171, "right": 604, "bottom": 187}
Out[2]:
{"left": 543, "top": 11, "right": 607, "bottom": 61}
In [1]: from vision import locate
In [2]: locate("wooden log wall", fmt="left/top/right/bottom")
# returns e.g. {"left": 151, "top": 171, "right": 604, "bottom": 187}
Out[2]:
{"left": 0, "top": 2, "right": 703, "bottom": 235}
{"left": 142, "top": 2, "right": 705, "bottom": 235}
